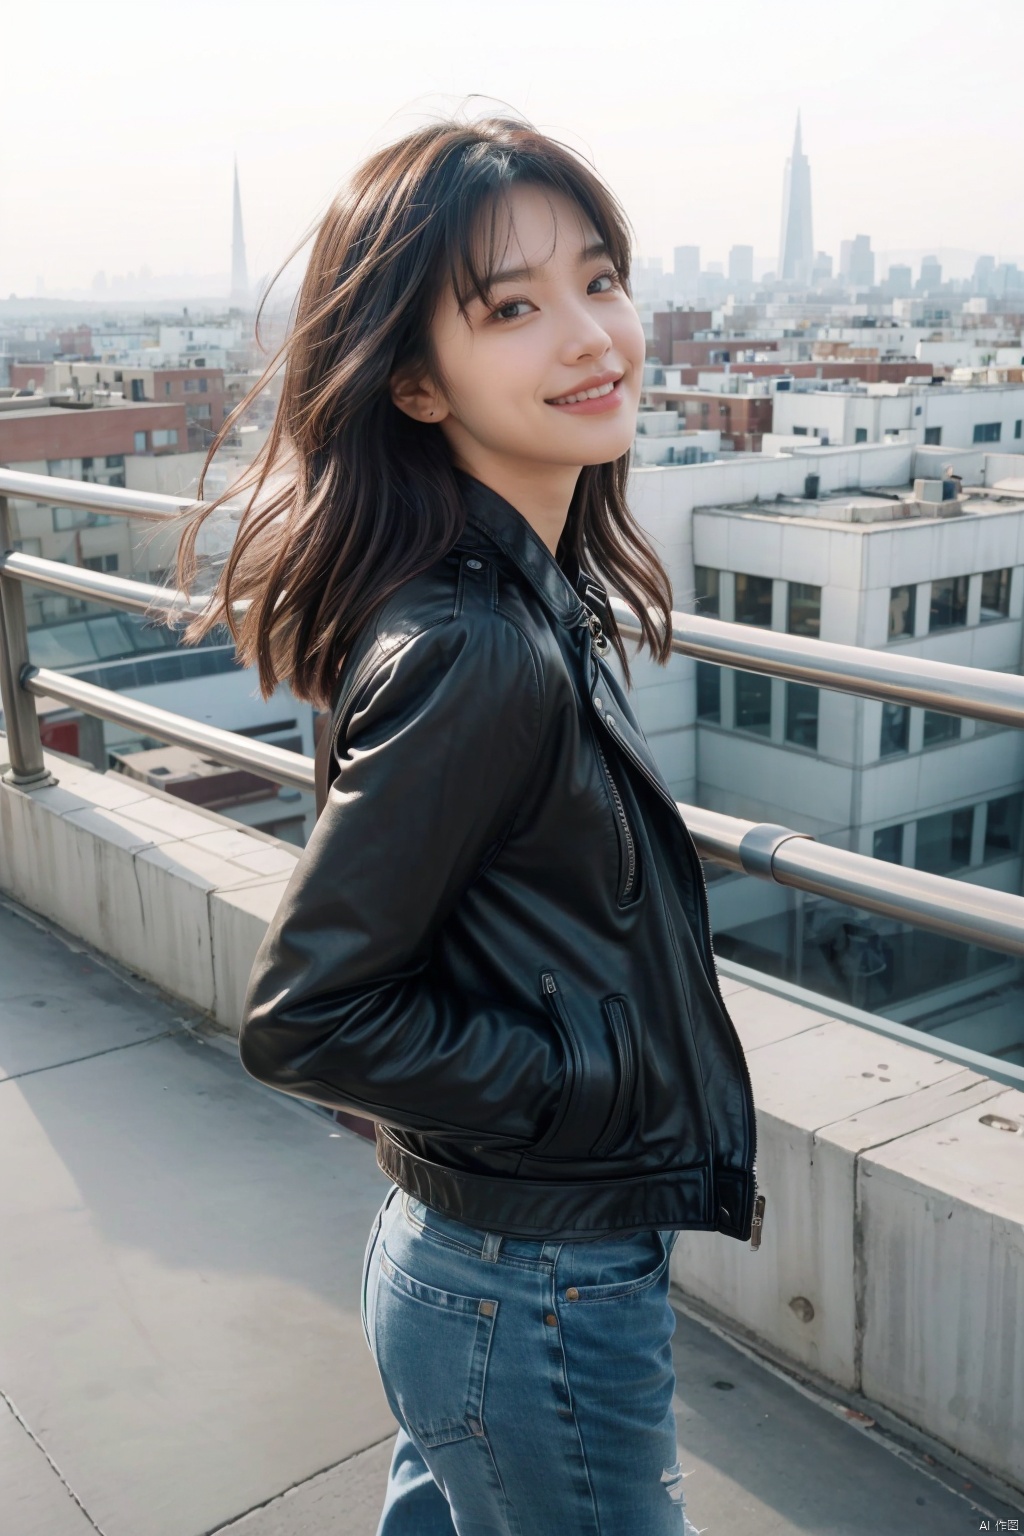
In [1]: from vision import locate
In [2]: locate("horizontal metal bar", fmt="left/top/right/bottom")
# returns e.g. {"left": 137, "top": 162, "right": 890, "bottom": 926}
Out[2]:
{"left": 12, "top": 666, "right": 1023, "bottom": 957}
{"left": 0, "top": 466, "right": 190, "bottom": 523}
{"left": 22, "top": 666, "right": 314, "bottom": 794}
{"left": 6, "top": 548, "right": 1024, "bottom": 732}
{"left": 611, "top": 598, "right": 1024, "bottom": 728}
{"left": 679, "top": 801, "right": 1024, "bottom": 958}
{"left": 0, "top": 551, "right": 209, "bottom": 621}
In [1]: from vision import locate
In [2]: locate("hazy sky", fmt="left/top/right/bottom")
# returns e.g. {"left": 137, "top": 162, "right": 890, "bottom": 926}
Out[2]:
{"left": 3, "top": 0, "right": 1022, "bottom": 297}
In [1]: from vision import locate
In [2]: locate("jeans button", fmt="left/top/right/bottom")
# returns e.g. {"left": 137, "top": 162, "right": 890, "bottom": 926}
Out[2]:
{"left": 565, "top": 1287, "right": 579, "bottom": 1301}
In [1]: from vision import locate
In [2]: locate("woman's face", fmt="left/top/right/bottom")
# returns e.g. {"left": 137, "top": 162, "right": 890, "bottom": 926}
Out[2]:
{"left": 401, "top": 184, "right": 646, "bottom": 482}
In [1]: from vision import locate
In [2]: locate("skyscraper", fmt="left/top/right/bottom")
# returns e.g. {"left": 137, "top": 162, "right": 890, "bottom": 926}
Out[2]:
{"left": 728, "top": 245, "right": 754, "bottom": 285}
{"left": 777, "top": 114, "right": 814, "bottom": 285}
{"left": 231, "top": 157, "right": 250, "bottom": 307}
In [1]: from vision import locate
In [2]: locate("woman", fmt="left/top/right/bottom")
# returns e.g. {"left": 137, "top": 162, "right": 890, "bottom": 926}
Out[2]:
{"left": 176, "top": 113, "right": 762, "bottom": 1536}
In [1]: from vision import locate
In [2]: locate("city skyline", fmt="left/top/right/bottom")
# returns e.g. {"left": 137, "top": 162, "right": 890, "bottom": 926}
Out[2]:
{"left": 2, "top": 0, "right": 1024, "bottom": 297}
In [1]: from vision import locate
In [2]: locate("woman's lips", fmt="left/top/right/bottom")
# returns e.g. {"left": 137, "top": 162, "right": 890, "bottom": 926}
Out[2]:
{"left": 545, "top": 378, "right": 625, "bottom": 415}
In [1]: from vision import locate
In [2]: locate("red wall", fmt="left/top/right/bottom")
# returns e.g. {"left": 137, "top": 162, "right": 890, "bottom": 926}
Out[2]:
{"left": 0, "top": 403, "right": 188, "bottom": 462}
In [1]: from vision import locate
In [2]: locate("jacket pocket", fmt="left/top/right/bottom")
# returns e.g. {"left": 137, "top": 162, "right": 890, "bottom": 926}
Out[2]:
{"left": 530, "top": 971, "right": 584, "bottom": 1156}
{"left": 591, "top": 996, "right": 637, "bottom": 1159}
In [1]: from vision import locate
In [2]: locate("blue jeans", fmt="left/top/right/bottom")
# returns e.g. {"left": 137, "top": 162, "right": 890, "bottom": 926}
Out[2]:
{"left": 361, "top": 1183, "right": 692, "bottom": 1536}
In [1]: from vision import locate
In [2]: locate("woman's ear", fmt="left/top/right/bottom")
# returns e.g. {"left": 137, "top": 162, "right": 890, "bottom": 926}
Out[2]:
{"left": 390, "top": 370, "right": 449, "bottom": 424}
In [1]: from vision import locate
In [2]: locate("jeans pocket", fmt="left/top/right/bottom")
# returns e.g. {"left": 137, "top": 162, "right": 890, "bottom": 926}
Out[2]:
{"left": 374, "top": 1249, "right": 498, "bottom": 1448}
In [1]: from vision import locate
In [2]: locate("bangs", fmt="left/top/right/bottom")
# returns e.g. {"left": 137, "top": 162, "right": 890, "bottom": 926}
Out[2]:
{"left": 436, "top": 151, "right": 633, "bottom": 317}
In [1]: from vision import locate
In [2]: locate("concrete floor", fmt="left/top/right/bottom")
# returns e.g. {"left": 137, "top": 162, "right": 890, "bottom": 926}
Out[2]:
{"left": 1, "top": 893, "right": 1019, "bottom": 1536}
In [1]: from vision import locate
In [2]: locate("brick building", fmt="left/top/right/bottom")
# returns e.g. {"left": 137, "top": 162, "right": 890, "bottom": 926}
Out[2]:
{"left": 641, "top": 389, "right": 774, "bottom": 451}
{"left": 649, "top": 310, "right": 714, "bottom": 364}
{"left": 0, "top": 399, "right": 187, "bottom": 465}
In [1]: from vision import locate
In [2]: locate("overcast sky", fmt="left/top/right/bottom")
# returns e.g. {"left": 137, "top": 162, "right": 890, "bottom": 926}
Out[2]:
{"left": 3, "top": 0, "right": 1022, "bottom": 297}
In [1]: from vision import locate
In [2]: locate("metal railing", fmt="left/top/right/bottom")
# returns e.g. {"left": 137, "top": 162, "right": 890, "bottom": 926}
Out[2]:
{"left": 2, "top": 467, "right": 1024, "bottom": 962}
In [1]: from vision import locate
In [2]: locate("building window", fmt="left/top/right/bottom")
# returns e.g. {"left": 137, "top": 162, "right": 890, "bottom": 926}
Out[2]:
{"left": 151, "top": 428, "right": 179, "bottom": 448}
{"left": 929, "top": 575, "right": 968, "bottom": 631}
{"left": 922, "top": 710, "right": 962, "bottom": 747}
{"left": 787, "top": 582, "right": 821, "bottom": 637}
{"left": 924, "top": 426, "right": 942, "bottom": 445}
{"left": 133, "top": 430, "right": 147, "bottom": 453}
{"left": 888, "top": 585, "right": 916, "bottom": 640}
{"left": 791, "top": 426, "right": 808, "bottom": 436}
{"left": 880, "top": 703, "right": 910, "bottom": 756}
{"left": 696, "top": 663, "right": 721, "bottom": 722}
{"left": 184, "top": 378, "right": 198, "bottom": 393}
{"left": 694, "top": 566, "right": 720, "bottom": 617}
{"left": 104, "top": 454, "right": 124, "bottom": 469}
{"left": 785, "top": 683, "right": 819, "bottom": 749}
{"left": 734, "top": 573, "right": 773, "bottom": 627}
{"left": 735, "top": 672, "right": 771, "bottom": 735}
{"left": 199, "top": 377, "right": 208, "bottom": 393}
{"left": 164, "top": 382, "right": 172, "bottom": 397}
{"left": 972, "top": 422, "right": 1001, "bottom": 443}
{"left": 979, "top": 568, "right": 1011, "bottom": 622}
{"left": 873, "top": 824, "right": 904, "bottom": 864}
{"left": 1015, "top": 419, "right": 1022, "bottom": 439}
{"left": 83, "top": 554, "right": 119, "bottom": 573}
{"left": 53, "top": 505, "right": 92, "bottom": 531}
{"left": 984, "top": 793, "right": 1023, "bottom": 860}
{"left": 854, "top": 427, "right": 868, "bottom": 443}
{"left": 915, "top": 807, "right": 974, "bottom": 874}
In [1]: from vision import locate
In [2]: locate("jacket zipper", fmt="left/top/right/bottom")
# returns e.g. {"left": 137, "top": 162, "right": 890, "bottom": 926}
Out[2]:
{"left": 594, "top": 737, "right": 637, "bottom": 903}
{"left": 581, "top": 603, "right": 763, "bottom": 1248}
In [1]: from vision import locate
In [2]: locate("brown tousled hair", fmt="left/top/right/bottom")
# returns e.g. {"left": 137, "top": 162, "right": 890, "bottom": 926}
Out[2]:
{"left": 172, "top": 113, "right": 674, "bottom": 709}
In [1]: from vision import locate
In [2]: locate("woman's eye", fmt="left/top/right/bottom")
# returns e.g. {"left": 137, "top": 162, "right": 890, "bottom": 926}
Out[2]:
{"left": 492, "top": 298, "right": 533, "bottom": 323}
{"left": 588, "top": 271, "right": 619, "bottom": 295}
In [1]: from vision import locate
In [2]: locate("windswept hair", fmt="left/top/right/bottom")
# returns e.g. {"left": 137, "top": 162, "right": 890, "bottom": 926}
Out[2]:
{"left": 173, "top": 112, "right": 673, "bottom": 708}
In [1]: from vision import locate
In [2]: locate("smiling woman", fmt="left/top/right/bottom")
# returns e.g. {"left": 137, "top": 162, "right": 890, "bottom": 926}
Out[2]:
{"left": 167, "top": 112, "right": 749, "bottom": 1536}
{"left": 171, "top": 115, "right": 672, "bottom": 703}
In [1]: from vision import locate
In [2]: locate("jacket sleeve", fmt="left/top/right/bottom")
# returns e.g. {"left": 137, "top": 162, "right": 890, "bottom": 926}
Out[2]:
{"left": 238, "top": 613, "right": 563, "bottom": 1148}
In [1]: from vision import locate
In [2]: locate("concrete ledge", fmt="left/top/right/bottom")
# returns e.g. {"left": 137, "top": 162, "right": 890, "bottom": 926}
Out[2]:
{"left": 0, "top": 738, "right": 298, "bottom": 1031}
{"left": 2, "top": 737, "right": 1022, "bottom": 1497}
{"left": 673, "top": 973, "right": 1023, "bottom": 1495}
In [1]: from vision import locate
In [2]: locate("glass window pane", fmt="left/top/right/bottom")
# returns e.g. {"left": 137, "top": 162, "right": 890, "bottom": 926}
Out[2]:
{"left": 879, "top": 702, "right": 910, "bottom": 756}
{"left": 984, "top": 793, "right": 1023, "bottom": 860}
{"left": 694, "top": 566, "right": 719, "bottom": 617}
{"left": 888, "top": 585, "right": 916, "bottom": 640}
{"left": 915, "top": 807, "right": 974, "bottom": 874}
{"left": 784, "top": 682, "right": 818, "bottom": 749}
{"left": 979, "top": 568, "right": 1011, "bottom": 622}
{"left": 27, "top": 620, "right": 99, "bottom": 668}
{"left": 873, "top": 824, "right": 904, "bottom": 863}
{"left": 696, "top": 662, "right": 720, "bottom": 721}
{"left": 735, "top": 672, "right": 771, "bottom": 734}
{"left": 787, "top": 583, "right": 821, "bottom": 637}
{"left": 929, "top": 575, "right": 969, "bottom": 630}
{"left": 734, "top": 573, "right": 773, "bottom": 627}
{"left": 922, "top": 710, "right": 962, "bottom": 747}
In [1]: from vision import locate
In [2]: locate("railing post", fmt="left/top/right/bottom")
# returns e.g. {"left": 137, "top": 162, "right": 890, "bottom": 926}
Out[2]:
{"left": 0, "top": 495, "right": 56, "bottom": 788}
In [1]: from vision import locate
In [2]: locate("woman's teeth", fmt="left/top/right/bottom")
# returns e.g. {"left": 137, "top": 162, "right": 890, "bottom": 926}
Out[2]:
{"left": 549, "top": 379, "right": 618, "bottom": 405}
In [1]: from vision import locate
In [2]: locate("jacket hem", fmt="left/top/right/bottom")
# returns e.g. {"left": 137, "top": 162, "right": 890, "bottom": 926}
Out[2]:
{"left": 376, "top": 1127, "right": 754, "bottom": 1241}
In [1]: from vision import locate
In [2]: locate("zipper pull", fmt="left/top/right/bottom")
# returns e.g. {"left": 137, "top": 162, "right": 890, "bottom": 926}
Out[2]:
{"left": 541, "top": 972, "right": 557, "bottom": 995}
{"left": 750, "top": 1192, "right": 766, "bottom": 1251}
{"left": 584, "top": 609, "right": 609, "bottom": 656}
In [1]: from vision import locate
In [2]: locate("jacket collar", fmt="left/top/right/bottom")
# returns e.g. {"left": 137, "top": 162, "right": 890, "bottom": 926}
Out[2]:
{"left": 454, "top": 470, "right": 608, "bottom": 629}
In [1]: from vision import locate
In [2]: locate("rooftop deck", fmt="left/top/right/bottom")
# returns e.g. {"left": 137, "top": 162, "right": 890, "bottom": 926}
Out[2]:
{"left": 3, "top": 895, "right": 1020, "bottom": 1536}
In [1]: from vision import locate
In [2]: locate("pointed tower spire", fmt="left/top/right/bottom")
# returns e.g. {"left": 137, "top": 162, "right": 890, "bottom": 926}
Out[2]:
{"left": 778, "top": 113, "right": 814, "bottom": 285}
{"left": 231, "top": 157, "right": 250, "bottom": 307}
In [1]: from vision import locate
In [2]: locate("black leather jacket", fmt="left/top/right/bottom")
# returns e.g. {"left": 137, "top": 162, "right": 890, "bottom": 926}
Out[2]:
{"left": 240, "top": 472, "right": 761, "bottom": 1244}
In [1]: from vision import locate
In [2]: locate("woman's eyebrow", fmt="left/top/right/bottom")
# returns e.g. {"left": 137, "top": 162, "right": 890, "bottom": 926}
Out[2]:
{"left": 487, "top": 240, "right": 611, "bottom": 288}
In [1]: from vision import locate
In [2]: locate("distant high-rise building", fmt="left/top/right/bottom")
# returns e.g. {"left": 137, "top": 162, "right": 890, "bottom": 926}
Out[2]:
{"left": 728, "top": 245, "right": 754, "bottom": 285}
{"left": 673, "top": 245, "right": 700, "bottom": 294}
{"left": 886, "top": 263, "right": 912, "bottom": 297}
{"left": 845, "top": 234, "right": 875, "bottom": 290}
{"left": 974, "top": 254, "right": 995, "bottom": 295}
{"left": 777, "top": 113, "right": 814, "bottom": 284}
{"left": 917, "top": 255, "right": 942, "bottom": 295}
{"left": 231, "top": 157, "right": 250, "bottom": 307}
{"left": 811, "top": 251, "right": 833, "bottom": 285}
